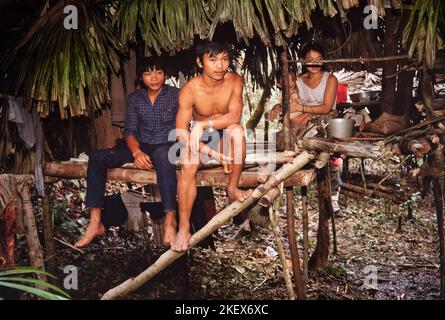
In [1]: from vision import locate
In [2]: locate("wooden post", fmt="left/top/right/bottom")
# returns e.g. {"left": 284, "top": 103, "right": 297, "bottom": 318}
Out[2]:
{"left": 269, "top": 205, "right": 295, "bottom": 300}
{"left": 42, "top": 194, "right": 57, "bottom": 281}
{"left": 281, "top": 45, "right": 305, "bottom": 298}
{"left": 301, "top": 186, "right": 309, "bottom": 282}
{"left": 432, "top": 178, "right": 445, "bottom": 299}
{"left": 309, "top": 166, "right": 332, "bottom": 270}
{"left": 21, "top": 183, "right": 48, "bottom": 290}
{"left": 382, "top": 8, "right": 398, "bottom": 114}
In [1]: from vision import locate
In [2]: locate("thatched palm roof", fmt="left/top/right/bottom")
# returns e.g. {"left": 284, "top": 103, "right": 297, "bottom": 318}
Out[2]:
{"left": 0, "top": 0, "right": 443, "bottom": 118}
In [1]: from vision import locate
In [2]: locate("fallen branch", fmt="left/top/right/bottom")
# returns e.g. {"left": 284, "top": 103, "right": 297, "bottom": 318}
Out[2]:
{"left": 101, "top": 151, "right": 315, "bottom": 300}
{"left": 54, "top": 237, "right": 85, "bottom": 254}
{"left": 341, "top": 182, "right": 404, "bottom": 202}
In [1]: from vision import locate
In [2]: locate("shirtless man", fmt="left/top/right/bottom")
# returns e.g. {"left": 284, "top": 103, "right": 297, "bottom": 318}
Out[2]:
{"left": 172, "top": 41, "right": 252, "bottom": 252}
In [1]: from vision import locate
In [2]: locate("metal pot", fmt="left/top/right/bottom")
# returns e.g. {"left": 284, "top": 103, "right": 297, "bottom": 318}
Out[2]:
{"left": 326, "top": 118, "right": 355, "bottom": 139}
{"left": 349, "top": 91, "right": 380, "bottom": 103}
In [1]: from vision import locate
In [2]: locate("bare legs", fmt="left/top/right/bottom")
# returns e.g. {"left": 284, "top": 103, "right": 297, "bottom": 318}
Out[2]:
{"left": 172, "top": 124, "right": 252, "bottom": 252}
{"left": 163, "top": 211, "right": 177, "bottom": 246}
{"left": 225, "top": 124, "right": 252, "bottom": 203}
{"left": 172, "top": 160, "right": 199, "bottom": 252}
{"left": 74, "top": 208, "right": 105, "bottom": 248}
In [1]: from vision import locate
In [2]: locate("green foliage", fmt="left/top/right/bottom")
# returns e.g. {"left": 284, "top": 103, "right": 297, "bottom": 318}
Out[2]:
{"left": 402, "top": 0, "right": 444, "bottom": 69}
{"left": 0, "top": 267, "right": 70, "bottom": 300}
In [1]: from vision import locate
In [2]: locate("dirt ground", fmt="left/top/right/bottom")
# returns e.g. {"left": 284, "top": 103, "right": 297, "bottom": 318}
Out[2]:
{"left": 15, "top": 159, "right": 442, "bottom": 300}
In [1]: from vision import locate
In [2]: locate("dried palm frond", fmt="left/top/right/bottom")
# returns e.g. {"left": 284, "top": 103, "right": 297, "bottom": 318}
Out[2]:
{"left": 1, "top": 0, "right": 126, "bottom": 118}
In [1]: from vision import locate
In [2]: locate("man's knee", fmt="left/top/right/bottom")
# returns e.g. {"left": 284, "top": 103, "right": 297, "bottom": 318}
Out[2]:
{"left": 88, "top": 150, "right": 107, "bottom": 167}
{"left": 180, "top": 164, "right": 199, "bottom": 179}
{"left": 226, "top": 123, "right": 245, "bottom": 137}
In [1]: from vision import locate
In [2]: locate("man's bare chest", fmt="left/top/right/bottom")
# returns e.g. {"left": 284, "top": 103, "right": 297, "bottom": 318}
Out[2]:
{"left": 193, "top": 89, "right": 232, "bottom": 116}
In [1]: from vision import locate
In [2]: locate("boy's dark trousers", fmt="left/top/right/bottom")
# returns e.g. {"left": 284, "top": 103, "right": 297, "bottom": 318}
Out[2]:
{"left": 85, "top": 142, "right": 177, "bottom": 213}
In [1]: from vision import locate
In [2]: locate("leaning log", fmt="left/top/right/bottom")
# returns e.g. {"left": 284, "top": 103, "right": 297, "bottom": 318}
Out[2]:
{"left": 302, "top": 138, "right": 385, "bottom": 158}
{"left": 42, "top": 162, "right": 315, "bottom": 187}
{"left": 258, "top": 188, "right": 281, "bottom": 207}
{"left": 101, "top": 151, "right": 315, "bottom": 300}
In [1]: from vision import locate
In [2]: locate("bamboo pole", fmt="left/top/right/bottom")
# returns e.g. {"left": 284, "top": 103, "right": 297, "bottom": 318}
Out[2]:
{"left": 289, "top": 54, "right": 410, "bottom": 64}
{"left": 101, "top": 151, "right": 315, "bottom": 300}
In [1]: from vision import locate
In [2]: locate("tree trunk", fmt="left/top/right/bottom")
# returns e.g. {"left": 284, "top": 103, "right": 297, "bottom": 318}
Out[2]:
{"left": 245, "top": 87, "right": 271, "bottom": 131}
{"left": 89, "top": 107, "right": 123, "bottom": 151}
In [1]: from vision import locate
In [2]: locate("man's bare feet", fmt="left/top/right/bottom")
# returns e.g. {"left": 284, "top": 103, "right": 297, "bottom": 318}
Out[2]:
{"left": 163, "top": 212, "right": 177, "bottom": 246}
{"left": 74, "top": 220, "right": 105, "bottom": 248}
{"left": 228, "top": 188, "right": 253, "bottom": 203}
{"left": 171, "top": 227, "right": 191, "bottom": 252}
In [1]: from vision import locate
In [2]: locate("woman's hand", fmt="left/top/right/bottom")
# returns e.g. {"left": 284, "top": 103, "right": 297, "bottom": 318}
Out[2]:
{"left": 268, "top": 104, "right": 282, "bottom": 121}
{"left": 133, "top": 150, "right": 153, "bottom": 170}
{"left": 294, "top": 101, "right": 305, "bottom": 112}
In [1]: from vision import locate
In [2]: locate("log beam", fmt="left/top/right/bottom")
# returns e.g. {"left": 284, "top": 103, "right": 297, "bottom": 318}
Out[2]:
{"left": 42, "top": 162, "right": 315, "bottom": 187}
{"left": 302, "top": 138, "right": 385, "bottom": 158}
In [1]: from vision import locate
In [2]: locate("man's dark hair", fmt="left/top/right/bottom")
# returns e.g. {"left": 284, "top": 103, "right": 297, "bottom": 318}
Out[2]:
{"left": 137, "top": 57, "right": 166, "bottom": 77}
{"left": 136, "top": 57, "right": 166, "bottom": 88}
{"left": 195, "top": 41, "right": 231, "bottom": 64}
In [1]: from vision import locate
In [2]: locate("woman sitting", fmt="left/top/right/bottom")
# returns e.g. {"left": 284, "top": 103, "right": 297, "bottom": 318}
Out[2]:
{"left": 270, "top": 42, "right": 338, "bottom": 133}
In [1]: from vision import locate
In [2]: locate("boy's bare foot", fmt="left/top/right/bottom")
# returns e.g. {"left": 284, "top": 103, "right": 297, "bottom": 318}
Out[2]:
{"left": 171, "top": 227, "right": 191, "bottom": 252}
{"left": 228, "top": 188, "right": 253, "bottom": 203}
{"left": 75, "top": 221, "right": 105, "bottom": 248}
{"left": 163, "top": 212, "right": 177, "bottom": 246}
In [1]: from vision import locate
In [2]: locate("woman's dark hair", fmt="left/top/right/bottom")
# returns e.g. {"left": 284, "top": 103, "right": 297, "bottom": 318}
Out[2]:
{"left": 300, "top": 42, "right": 327, "bottom": 72}
{"left": 300, "top": 41, "right": 325, "bottom": 59}
{"left": 195, "top": 41, "right": 231, "bottom": 64}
